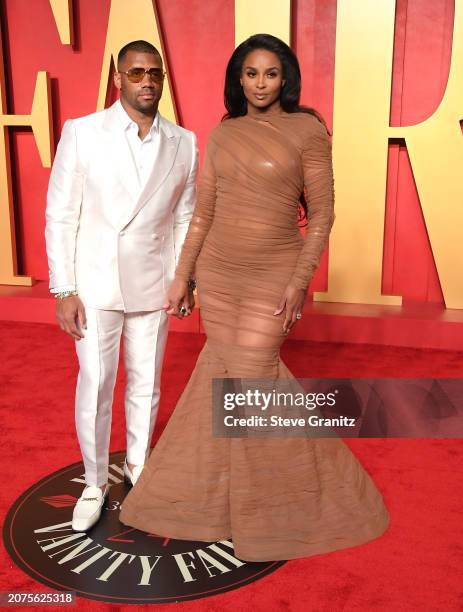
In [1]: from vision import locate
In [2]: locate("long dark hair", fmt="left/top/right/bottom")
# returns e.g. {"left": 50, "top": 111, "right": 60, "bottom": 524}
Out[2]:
{"left": 223, "top": 33, "right": 328, "bottom": 223}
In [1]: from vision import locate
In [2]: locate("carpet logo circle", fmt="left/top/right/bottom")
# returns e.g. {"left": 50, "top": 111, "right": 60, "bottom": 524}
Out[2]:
{"left": 3, "top": 451, "right": 285, "bottom": 603}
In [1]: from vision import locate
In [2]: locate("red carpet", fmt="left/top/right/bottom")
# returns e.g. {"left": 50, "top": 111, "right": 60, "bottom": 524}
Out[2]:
{"left": 1, "top": 320, "right": 463, "bottom": 610}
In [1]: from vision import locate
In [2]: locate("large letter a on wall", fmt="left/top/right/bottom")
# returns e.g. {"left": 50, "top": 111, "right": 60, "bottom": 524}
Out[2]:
{"left": 96, "top": 0, "right": 177, "bottom": 123}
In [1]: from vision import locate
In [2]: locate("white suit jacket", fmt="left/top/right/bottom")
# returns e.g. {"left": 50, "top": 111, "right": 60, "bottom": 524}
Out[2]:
{"left": 45, "top": 101, "right": 198, "bottom": 312}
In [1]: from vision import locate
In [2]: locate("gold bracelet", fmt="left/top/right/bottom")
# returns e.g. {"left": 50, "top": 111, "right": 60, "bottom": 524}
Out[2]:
{"left": 54, "top": 290, "right": 78, "bottom": 300}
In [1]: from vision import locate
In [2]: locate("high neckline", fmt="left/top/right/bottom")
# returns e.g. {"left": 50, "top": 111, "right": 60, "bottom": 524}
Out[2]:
{"left": 245, "top": 103, "right": 285, "bottom": 121}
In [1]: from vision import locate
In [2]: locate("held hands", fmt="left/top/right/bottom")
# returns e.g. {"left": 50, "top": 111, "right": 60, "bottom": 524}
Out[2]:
{"left": 274, "top": 284, "right": 306, "bottom": 334}
{"left": 163, "top": 278, "right": 195, "bottom": 319}
{"left": 56, "top": 295, "right": 87, "bottom": 341}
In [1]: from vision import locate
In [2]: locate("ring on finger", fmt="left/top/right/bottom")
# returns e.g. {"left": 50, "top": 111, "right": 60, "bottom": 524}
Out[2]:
{"left": 296, "top": 313, "right": 302, "bottom": 320}
{"left": 180, "top": 306, "right": 187, "bottom": 315}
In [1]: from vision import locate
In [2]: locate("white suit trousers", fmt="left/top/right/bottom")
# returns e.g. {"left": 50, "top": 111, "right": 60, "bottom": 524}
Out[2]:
{"left": 75, "top": 308, "right": 168, "bottom": 486}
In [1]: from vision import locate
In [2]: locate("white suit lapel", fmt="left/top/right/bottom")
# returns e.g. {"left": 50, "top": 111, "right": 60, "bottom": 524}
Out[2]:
{"left": 119, "top": 114, "right": 180, "bottom": 229}
{"left": 102, "top": 103, "right": 139, "bottom": 208}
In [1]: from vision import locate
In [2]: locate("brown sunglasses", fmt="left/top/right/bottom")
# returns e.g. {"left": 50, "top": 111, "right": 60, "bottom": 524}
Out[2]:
{"left": 120, "top": 67, "right": 166, "bottom": 83}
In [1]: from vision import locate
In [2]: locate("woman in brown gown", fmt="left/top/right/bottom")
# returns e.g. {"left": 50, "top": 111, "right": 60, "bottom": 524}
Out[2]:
{"left": 119, "top": 34, "right": 390, "bottom": 561}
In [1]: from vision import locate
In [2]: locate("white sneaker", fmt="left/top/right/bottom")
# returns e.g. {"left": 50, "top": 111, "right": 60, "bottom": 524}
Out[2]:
{"left": 72, "top": 484, "right": 109, "bottom": 532}
{"left": 123, "top": 459, "right": 144, "bottom": 486}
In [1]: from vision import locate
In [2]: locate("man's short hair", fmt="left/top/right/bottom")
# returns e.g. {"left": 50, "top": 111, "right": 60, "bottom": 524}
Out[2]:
{"left": 117, "top": 40, "right": 161, "bottom": 68}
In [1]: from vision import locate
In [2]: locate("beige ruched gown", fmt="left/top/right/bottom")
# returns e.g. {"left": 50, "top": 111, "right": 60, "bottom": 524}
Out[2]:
{"left": 119, "top": 108, "right": 390, "bottom": 561}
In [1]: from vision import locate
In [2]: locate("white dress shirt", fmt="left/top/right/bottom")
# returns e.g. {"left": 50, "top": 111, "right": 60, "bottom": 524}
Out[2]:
{"left": 115, "top": 99, "right": 160, "bottom": 191}
{"left": 51, "top": 100, "right": 160, "bottom": 294}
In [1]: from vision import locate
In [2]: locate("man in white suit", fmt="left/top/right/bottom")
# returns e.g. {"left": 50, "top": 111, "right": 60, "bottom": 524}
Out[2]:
{"left": 45, "top": 40, "right": 198, "bottom": 531}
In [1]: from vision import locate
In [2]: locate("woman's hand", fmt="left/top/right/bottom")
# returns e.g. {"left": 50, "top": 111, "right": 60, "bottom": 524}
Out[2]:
{"left": 184, "top": 286, "right": 196, "bottom": 314}
{"left": 163, "top": 278, "right": 192, "bottom": 319}
{"left": 273, "top": 284, "right": 306, "bottom": 334}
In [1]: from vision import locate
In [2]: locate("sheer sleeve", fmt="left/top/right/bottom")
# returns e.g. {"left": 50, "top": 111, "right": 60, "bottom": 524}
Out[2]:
{"left": 289, "top": 117, "right": 335, "bottom": 291}
{"left": 174, "top": 138, "right": 217, "bottom": 281}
